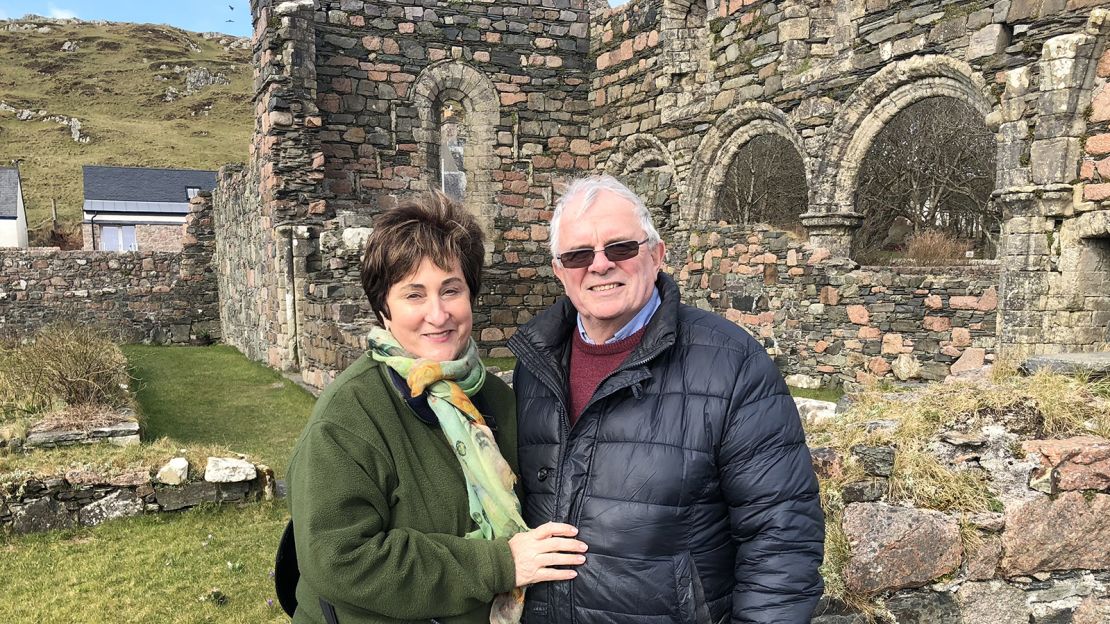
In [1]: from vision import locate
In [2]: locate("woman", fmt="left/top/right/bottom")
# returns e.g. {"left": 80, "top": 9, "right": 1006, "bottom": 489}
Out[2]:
{"left": 287, "top": 192, "right": 586, "bottom": 624}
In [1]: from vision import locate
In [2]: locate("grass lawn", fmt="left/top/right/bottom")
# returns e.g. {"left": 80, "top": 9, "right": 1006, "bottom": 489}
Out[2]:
{"left": 0, "top": 502, "right": 290, "bottom": 623}
{"left": 0, "top": 345, "right": 313, "bottom": 623}
{"left": 122, "top": 344, "right": 316, "bottom": 476}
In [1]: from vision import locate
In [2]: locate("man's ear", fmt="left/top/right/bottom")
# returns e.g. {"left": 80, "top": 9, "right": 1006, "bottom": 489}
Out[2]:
{"left": 652, "top": 240, "right": 666, "bottom": 267}
{"left": 551, "top": 257, "right": 566, "bottom": 286}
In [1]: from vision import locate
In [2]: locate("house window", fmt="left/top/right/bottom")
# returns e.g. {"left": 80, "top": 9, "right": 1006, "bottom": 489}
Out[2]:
{"left": 186, "top": 187, "right": 201, "bottom": 199}
{"left": 100, "top": 225, "right": 137, "bottom": 252}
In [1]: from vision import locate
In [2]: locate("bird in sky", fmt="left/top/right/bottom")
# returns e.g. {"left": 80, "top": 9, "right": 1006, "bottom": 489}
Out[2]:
{"left": 229, "top": 4, "right": 234, "bottom": 9}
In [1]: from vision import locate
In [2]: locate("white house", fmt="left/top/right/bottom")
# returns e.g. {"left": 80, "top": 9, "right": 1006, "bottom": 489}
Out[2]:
{"left": 0, "top": 167, "right": 29, "bottom": 248}
{"left": 81, "top": 165, "right": 216, "bottom": 252}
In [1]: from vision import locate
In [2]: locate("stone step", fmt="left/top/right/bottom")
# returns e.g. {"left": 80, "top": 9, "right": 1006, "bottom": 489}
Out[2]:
{"left": 1021, "top": 352, "right": 1110, "bottom": 379}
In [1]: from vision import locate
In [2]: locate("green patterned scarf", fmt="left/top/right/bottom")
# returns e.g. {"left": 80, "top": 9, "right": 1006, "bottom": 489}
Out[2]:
{"left": 368, "top": 326, "right": 527, "bottom": 623}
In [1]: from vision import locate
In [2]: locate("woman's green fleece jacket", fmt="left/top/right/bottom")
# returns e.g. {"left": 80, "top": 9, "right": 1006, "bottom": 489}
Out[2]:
{"left": 287, "top": 354, "right": 519, "bottom": 624}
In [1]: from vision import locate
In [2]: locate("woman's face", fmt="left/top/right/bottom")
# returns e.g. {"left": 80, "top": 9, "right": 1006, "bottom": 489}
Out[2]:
{"left": 382, "top": 256, "right": 473, "bottom": 361}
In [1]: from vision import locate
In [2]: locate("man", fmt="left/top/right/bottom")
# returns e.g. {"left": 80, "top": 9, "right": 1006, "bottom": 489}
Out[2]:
{"left": 507, "top": 175, "right": 824, "bottom": 624}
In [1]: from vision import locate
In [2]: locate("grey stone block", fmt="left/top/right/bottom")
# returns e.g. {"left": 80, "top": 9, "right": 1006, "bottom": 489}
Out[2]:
{"left": 11, "top": 497, "right": 75, "bottom": 534}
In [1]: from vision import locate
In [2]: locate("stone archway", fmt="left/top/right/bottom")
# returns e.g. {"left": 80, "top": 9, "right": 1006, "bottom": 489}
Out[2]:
{"left": 685, "top": 102, "right": 810, "bottom": 225}
{"left": 605, "top": 134, "right": 679, "bottom": 246}
{"left": 409, "top": 61, "right": 500, "bottom": 246}
{"left": 806, "top": 55, "right": 997, "bottom": 255}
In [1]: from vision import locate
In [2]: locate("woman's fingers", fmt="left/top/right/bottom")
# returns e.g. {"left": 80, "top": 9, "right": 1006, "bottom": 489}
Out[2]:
{"left": 537, "top": 552, "right": 587, "bottom": 567}
{"left": 542, "top": 537, "right": 588, "bottom": 553}
{"left": 508, "top": 525, "right": 588, "bottom": 587}
{"left": 532, "top": 566, "right": 579, "bottom": 582}
{"left": 535, "top": 521, "right": 579, "bottom": 538}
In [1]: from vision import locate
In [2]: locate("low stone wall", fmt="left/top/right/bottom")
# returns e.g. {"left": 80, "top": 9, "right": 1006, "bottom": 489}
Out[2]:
{"left": 0, "top": 196, "right": 219, "bottom": 343}
{"left": 808, "top": 419, "right": 1110, "bottom": 617}
{"left": 0, "top": 457, "right": 275, "bottom": 535}
{"left": 677, "top": 224, "right": 999, "bottom": 388}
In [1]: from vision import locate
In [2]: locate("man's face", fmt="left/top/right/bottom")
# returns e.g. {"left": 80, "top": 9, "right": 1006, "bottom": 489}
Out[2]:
{"left": 552, "top": 190, "right": 665, "bottom": 343}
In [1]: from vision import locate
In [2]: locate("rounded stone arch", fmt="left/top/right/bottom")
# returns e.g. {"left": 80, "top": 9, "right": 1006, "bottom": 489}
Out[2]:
{"left": 604, "top": 134, "right": 680, "bottom": 245}
{"left": 816, "top": 55, "right": 996, "bottom": 215}
{"left": 408, "top": 60, "right": 500, "bottom": 244}
{"left": 684, "top": 102, "right": 810, "bottom": 224}
{"left": 604, "top": 133, "right": 677, "bottom": 176}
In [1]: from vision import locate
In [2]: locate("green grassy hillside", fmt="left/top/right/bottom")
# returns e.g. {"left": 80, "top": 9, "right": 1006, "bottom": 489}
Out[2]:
{"left": 0, "top": 18, "right": 253, "bottom": 242}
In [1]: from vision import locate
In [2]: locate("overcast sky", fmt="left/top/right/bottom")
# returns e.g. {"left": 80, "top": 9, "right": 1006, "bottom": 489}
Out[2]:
{"left": 0, "top": 0, "right": 252, "bottom": 37}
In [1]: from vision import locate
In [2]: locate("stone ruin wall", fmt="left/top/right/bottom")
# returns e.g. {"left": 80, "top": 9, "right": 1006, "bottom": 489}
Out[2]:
{"left": 214, "top": 0, "right": 595, "bottom": 387}
{"left": 212, "top": 0, "right": 1110, "bottom": 391}
{"left": 589, "top": 0, "right": 1110, "bottom": 386}
{"left": 0, "top": 196, "right": 219, "bottom": 344}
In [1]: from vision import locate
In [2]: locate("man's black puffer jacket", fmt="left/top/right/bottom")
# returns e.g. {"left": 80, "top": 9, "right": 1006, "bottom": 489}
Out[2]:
{"left": 507, "top": 274, "right": 824, "bottom": 624}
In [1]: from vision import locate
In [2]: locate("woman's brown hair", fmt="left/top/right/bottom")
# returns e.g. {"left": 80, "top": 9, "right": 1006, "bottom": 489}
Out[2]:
{"left": 359, "top": 192, "right": 485, "bottom": 323}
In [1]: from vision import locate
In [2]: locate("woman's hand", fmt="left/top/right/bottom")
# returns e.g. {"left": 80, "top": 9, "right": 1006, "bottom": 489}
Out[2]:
{"left": 508, "top": 522, "right": 588, "bottom": 587}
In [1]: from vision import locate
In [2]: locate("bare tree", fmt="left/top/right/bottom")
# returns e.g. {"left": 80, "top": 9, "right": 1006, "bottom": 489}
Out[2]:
{"left": 716, "top": 134, "right": 807, "bottom": 231}
{"left": 853, "top": 97, "right": 998, "bottom": 262}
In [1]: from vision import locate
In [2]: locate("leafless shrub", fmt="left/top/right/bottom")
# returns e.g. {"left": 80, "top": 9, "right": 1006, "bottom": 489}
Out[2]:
{"left": 0, "top": 325, "right": 130, "bottom": 419}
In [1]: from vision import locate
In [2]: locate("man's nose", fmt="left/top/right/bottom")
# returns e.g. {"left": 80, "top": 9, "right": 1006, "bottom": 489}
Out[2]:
{"left": 588, "top": 247, "right": 614, "bottom": 273}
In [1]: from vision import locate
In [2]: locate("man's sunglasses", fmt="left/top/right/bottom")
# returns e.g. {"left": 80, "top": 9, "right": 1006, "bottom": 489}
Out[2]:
{"left": 556, "top": 238, "right": 649, "bottom": 269}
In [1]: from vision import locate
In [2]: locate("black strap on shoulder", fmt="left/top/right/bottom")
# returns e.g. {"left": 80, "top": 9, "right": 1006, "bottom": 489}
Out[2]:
{"left": 274, "top": 519, "right": 299, "bottom": 617}
{"left": 319, "top": 598, "right": 340, "bottom": 624}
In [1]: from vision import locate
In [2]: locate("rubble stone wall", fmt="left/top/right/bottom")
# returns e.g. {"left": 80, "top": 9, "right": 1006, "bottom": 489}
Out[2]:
{"left": 0, "top": 460, "right": 274, "bottom": 536}
{"left": 214, "top": 0, "right": 1110, "bottom": 390}
{"left": 676, "top": 224, "right": 999, "bottom": 387}
{"left": 134, "top": 224, "right": 185, "bottom": 253}
{"left": 0, "top": 196, "right": 219, "bottom": 343}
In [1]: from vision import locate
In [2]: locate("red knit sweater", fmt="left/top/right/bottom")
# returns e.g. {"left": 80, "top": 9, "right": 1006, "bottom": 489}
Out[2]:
{"left": 568, "top": 326, "right": 647, "bottom": 426}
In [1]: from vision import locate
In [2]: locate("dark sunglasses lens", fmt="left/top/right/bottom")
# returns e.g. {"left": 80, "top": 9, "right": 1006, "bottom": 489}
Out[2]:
{"left": 605, "top": 241, "right": 641, "bottom": 261}
{"left": 560, "top": 249, "right": 594, "bottom": 268}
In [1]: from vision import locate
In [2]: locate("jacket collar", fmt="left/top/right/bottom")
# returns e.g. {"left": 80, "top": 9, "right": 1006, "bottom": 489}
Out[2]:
{"left": 509, "top": 272, "right": 680, "bottom": 381}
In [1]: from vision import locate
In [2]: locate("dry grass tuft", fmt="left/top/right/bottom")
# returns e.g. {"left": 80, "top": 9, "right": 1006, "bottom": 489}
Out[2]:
{"left": 903, "top": 229, "right": 974, "bottom": 265}
{"left": 29, "top": 404, "right": 134, "bottom": 433}
{"left": 887, "top": 448, "right": 993, "bottom": 512}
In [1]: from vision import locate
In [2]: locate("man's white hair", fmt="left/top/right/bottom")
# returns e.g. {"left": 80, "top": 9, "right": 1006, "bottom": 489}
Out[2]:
{"left": 549, "top": 175, "right": 661, "bottom": 256}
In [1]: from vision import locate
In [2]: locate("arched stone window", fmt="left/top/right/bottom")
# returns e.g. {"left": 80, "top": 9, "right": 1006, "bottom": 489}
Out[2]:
{"left": 853, "top": 97, "right": 998, "bottom": 263}
{"left": 686, "top": 103, "right": 810, "bottom": 231}
{"left": 812, "top": 55, "right": 998, "bottom": 260}
{"left": 606, "top": 134, "right": 679, "bottom": 246}
{"left": 409, "top": 61, "right": 500, "bottom": 243}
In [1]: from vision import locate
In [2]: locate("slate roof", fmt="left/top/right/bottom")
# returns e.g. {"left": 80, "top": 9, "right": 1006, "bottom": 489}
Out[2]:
{"left": 82, "top": 165, "right": 216, "bottom": 215}
{"left": 0, "top": 167, "right": 21, "bottom": 219}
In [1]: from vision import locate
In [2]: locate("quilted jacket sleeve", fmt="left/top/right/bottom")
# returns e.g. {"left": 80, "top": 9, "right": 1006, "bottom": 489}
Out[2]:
{"left": 718, "top": 348, "right": 824, "bottom": 623}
